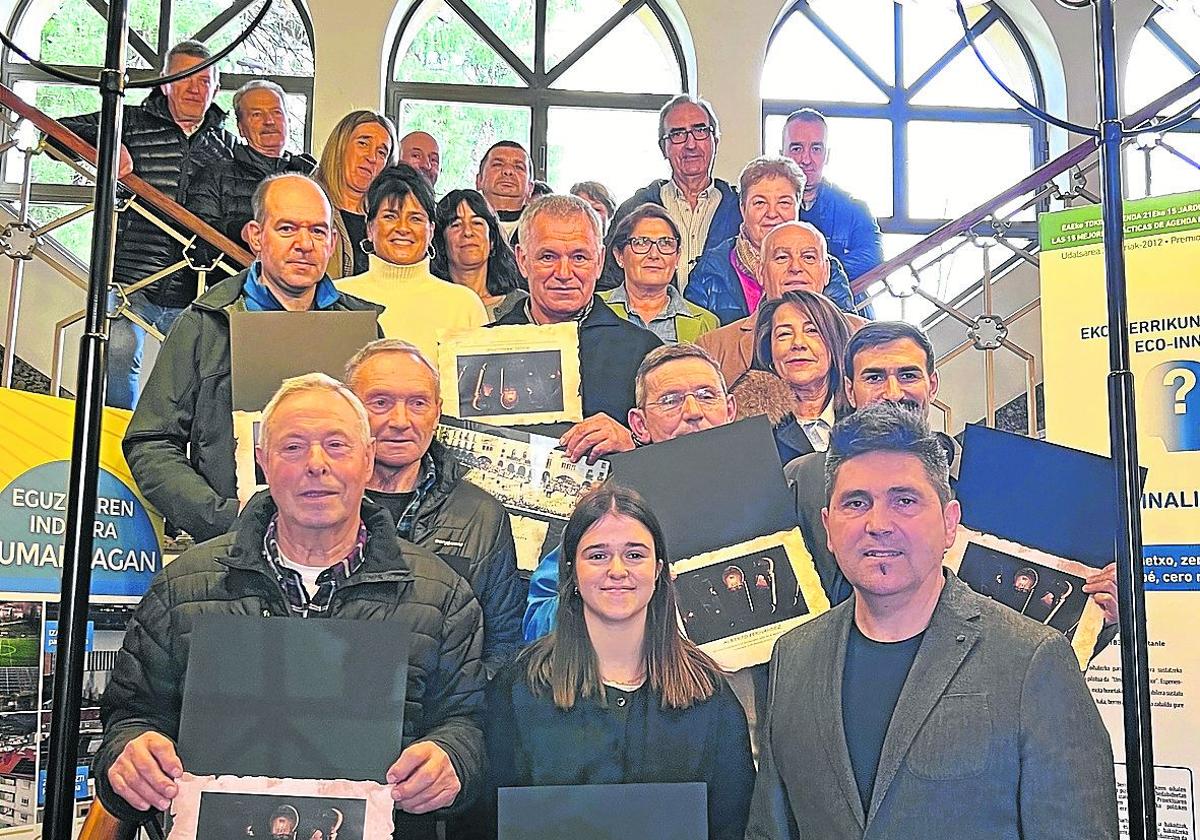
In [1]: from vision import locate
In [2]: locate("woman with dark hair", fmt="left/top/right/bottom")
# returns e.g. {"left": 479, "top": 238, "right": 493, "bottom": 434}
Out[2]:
{"left": 600, "top": 203, "right": 719, "bottom": 345}
{"left": 431, "top": 189, "right": 527, "bottom": 321}
{"left": 477, "top": 486, "right": 754, "bottom": 840}
{"left": 733, "top": 289, "right": 852, "bottom": 463}
{"left": 339, "top": 165, "right": 486, "bottom": 358}
{"left": 313, "top": 110, "right": 397, "bottom": 278}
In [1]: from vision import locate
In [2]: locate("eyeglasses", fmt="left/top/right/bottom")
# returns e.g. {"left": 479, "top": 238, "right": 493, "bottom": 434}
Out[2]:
{"left": 646, "top": 387, "right": 725, "bottom": 413}
{"left": 661, "top": 124, "right": 714, "bottom": 145}
{"left": 624, "top": 236, "right": 680, "bottom": 255}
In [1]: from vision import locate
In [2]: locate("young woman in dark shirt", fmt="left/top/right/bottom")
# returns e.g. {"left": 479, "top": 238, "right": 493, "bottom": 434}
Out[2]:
{"left": 477, "top": 486, "right": 754, "bottom": 840}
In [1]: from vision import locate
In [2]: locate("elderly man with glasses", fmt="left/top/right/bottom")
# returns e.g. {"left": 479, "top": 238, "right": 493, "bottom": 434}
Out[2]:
{"left": 599, "top": 94, "right": 742, "bottom": 292}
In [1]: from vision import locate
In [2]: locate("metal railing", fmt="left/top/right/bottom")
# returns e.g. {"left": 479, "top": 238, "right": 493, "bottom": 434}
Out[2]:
{"left": 851, "top": 71, "right": 1200, "bottom": 436}
{"left": 0, "top": 81, "right": 252, "bottom": 394}
{"left": 2, "top": 76, "right": 1200, "bottom": 432}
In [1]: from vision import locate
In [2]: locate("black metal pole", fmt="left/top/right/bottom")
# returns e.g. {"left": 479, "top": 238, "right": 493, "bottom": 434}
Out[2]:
{"left": 41, "top": 0, "right": 128, "bottom": 835}
{"left": 1094, "top": 1, "right": 1157, "bottom": 838}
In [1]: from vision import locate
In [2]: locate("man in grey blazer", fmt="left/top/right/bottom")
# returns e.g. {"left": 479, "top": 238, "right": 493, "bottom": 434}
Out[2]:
{"left": 747, "top": 402, "right": 1119, "bottom": 840}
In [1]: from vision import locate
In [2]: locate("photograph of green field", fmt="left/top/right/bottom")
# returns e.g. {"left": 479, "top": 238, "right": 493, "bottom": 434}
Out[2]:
{"left": 0, "top": 603, "right": 41, "bottom": 712}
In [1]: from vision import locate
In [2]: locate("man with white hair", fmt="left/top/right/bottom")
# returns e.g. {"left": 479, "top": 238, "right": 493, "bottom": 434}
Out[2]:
{"left": 190, "top": 79, "right": 317, "bottom": 249}
{"left": 98, "top": 373, "right": 486, "bottom": 840}
{"left": 346, "top": 339, "right": 523, "bottom": 675}
{"left": 492, "top": 194, "right": 662, "bottom": 464}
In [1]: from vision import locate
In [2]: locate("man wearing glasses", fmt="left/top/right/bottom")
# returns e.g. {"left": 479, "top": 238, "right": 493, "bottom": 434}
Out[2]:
{"left": 600, "top": 94, "right": 742, "bottom": 292}
{"left": 522, "top": 342, "right": 738, "bottom": 641}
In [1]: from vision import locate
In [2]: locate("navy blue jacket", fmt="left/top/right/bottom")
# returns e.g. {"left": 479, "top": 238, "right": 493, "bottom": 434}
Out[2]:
{"left": 799, "top": 180, "right": 884, "bottom": 283}
{"left": 684, "top": 237, "right": 858, "bottom": 325}
{"left": 599, "top": 177, "right": 742, "bottom": 291}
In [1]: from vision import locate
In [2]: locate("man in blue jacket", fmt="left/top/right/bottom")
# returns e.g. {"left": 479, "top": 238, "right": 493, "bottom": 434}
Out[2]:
{"left": 600, "top": 94, "right": 741, "bottom": 292}
{"left": 782, "top": 109, "right": 883, "bottom": 308}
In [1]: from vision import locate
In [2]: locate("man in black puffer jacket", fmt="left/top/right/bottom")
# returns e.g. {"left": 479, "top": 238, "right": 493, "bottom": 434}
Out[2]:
{"left": 345, "top": 339, "right": 525, "bottom": 677}
{"left": 60, "top": 40, "right": 236, "bottom": 410}
{"left": 189, "top": 80, "right": 317, "bottom": 250}
{"left": 97, "top": 375, "right": 485, "bottom": 840}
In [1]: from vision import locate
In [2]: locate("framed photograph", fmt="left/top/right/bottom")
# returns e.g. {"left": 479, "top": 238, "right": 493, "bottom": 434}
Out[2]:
{"left": 436, "top": 419, "right": 609, "bottom": 571}
{"left": 672, "top": 529, "right": 830, "bottom": 671}
{"left": 945, "top": 527, "right": 1105, "bottom": 669}
{"left": 167, "top": 774, "right": 395, "bottom": 840}
{"left": 437, "top": 323, "right": 583, "bottom": 426}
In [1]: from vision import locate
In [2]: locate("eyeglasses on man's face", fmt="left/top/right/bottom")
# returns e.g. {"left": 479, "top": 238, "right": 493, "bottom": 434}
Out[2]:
{"left": 647, "top": 387, "right": 725, "bottom": 413}
{"left": 624, "top": 235, "right": 680, "bottom": 255}
{"left": 661, "top": 124, "right": 714, "bottom": 145}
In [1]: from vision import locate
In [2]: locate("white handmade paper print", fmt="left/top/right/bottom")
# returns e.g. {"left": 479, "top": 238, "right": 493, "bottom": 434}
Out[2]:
{"left": 672, "top": 528, "right": 830, "bottom": 671}
{"left": 437, "top": 323, "right": 583, "bottom": 426}
{"left": 167, "top": 774, "right": 395, "bottom": 840}
{"left": 945, "top": 527, "right": 1105, "bottom": 669}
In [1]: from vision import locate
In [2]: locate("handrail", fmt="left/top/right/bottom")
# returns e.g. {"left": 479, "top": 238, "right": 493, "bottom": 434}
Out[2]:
{"left": 0, "top": 81, "right": 254, "bottom": 267}
{"left": 853, "top": 71, "right": 1200, "bottom": 294}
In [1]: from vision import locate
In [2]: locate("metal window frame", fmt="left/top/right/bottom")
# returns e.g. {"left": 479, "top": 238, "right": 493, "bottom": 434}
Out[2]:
{"left": 761, "top": 0, "right": 1050, "bottom": 242}
{"left": 386, "top": 0, "right": 690, "bottom": 179}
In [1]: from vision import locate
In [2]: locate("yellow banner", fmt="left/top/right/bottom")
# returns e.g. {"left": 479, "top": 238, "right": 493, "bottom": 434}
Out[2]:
{"left": 0, "top": 389, "right": 163, "bottom": 598}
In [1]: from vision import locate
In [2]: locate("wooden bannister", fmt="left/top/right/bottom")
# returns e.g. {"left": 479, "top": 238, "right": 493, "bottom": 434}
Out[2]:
{"left": 854, "top": 71, "right": 1200, "bottom": 294}
{"left": 0, "top": 81, "right": 254, "bottom": 267}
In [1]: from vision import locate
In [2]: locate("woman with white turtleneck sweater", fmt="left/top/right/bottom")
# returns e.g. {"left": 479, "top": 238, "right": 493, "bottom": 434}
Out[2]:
{"left": 338, "top": 164, "right": 487, "bottom": 360}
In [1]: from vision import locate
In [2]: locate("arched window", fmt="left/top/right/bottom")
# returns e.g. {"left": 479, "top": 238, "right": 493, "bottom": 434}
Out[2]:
{"left": 388, "top": 0, "right": 688, "bottom": 199}
{"left": 761, "top": 0, "right": 1049, "bottom": 321}
{"left": 1126, "top": 5, "right": 1200, "bottom": 198}
{"left": 1, "top": 0, "right": 315, "bottom": 256}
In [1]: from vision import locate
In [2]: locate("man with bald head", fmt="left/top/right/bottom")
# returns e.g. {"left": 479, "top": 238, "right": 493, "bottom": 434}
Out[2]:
{"left": 697, "top": 220, "right": 861, "bottom": 386}
{"left": 124, "top": 173, "right": 383, "bottom": 542}
{"left": 400, "top": 130, "right": 441, "bottom": 188}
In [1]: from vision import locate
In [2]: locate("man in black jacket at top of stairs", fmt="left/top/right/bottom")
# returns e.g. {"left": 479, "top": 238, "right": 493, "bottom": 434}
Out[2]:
{"left": 60, "top": 39, "right": 236, "bottom": 410}
{"left": 189, "top": 79, "right": 317, "bottom": 251}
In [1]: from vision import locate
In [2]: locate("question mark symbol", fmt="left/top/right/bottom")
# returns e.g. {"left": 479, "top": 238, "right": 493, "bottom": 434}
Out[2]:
{"left": 1163, "top": 368, "right": 1197, "bottom": 415}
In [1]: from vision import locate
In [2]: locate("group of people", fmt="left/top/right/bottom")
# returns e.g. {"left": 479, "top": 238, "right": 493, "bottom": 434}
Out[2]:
{"left": 68, "top": 40, "right": 1125, "bottom": 840}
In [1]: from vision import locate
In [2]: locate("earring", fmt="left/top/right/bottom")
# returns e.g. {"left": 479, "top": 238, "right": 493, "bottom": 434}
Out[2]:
{"left": 573, "top": 585, "right": 580, "bottom": 597}
{"left": 427, "top": 241, "right": 438, "bottom": 261}
{"left": 360, "top": 238, "right": 374, "bottom": 255}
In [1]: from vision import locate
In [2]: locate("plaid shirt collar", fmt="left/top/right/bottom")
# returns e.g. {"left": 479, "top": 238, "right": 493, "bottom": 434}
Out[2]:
{"left": 263, "top": 515, "right": 369, "bottom": 617}
{"left": 392, "top": 454, "right": 439, "bottom": 541}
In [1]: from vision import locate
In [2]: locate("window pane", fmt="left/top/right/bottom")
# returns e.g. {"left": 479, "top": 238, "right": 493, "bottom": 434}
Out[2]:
{"left": 394, "top": 1, "right": 522, "bottom": 86}
{"left": 546, "top": 106, "right": 660, "bottom": 204}
{"left": 807, "top": 0, "right": 894, "bottom": 86}
{"left": 901, "top": 1, "right": 987, "bottom": 87}
{"left": 199, "top": 0, "right": 315, "bottom": 77}
{"left": 26, "top": 0, "right": 150, "bottom": 68}
{"left": 1126, "top": 22, "right": 1197, "bottom": 114}
{"left": 466, "top": 0, "right": 534, "bottom": 73}
{"left": 551, "top": 8, "right": 678, "bottom": 94}
{"left": 761, "top": 9, "right": 888, "bottom": 104}
{"left": 13, "top": 81, "right": 101, "bottom": 187}
{"left": 764, "top": 114, "right": 893, "bottom": 218}
{"left": 398, "top": 100, "right": 530, "bottom": 192}
{"left": 546, "top": 0, "right": 631, "bottom": 71}
{"left": 1126, "top": 133, "right": 1200, "bottom": 199}
{"left": 28, "top": 203, "right": 93, "bottom": 264}
{"left": 909, "top": 21, "right": 1034, "bottom": 107}
{"left": 907, "top": 121, "right": 1031, "bottom": 219}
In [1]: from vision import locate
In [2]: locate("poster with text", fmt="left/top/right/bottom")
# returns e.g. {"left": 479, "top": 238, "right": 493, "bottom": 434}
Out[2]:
{"left": 0, "top": 390, "right": 164, "bottom": 598}
{"left": 1040, "top": 190, "right": 1200, "bottom": 840}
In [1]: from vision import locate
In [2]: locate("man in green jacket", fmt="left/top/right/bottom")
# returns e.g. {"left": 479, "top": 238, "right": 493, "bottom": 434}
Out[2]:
{"left": 99, "top": 373, "right": 485, "bottom": 840}
{"left": 122, "top": 173, "right": 381, "bottom": 542}
{"left": 345, "top": 339, "right": 524, "bottom": 676}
